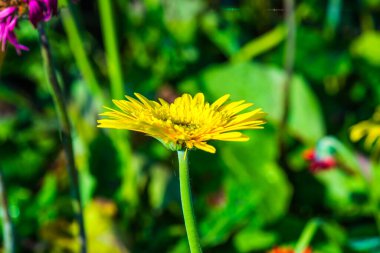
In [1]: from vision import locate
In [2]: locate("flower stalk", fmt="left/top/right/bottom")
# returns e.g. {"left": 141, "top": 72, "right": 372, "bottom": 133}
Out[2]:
{"left": 177, "top": 150, "right": 202, "bottom": 253}
{"left": 295, "top": 219, "right": 321, "bottom": 253}
{"left": 0, "top": 170, "right": 14, "bottom": 253}
{"left": 38, "top": 23, "right": 87, "bottom": 253}
{"left": 60, "top": 0, "right": 103, "bottom": 104}
{"left": 97, "top": 0, "right": 125, "bottom": 99}
{"left": 278, "top": 0, "right": 296, "bottom": 165}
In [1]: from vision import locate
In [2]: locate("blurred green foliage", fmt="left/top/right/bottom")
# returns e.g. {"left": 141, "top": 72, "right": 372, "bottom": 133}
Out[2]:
{"left": 1, "top": 0, "right": 380, "bottom": 252}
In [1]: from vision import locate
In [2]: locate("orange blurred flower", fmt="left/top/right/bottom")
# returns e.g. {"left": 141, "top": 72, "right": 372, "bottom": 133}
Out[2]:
{"left": 268, "top": 246, "right": 313, "bottom": 253}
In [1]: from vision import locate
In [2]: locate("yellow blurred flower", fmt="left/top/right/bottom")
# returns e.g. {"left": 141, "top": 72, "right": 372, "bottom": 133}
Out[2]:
{"left": 40, "top": 199, "right": 129, "bottom": 253}
{"left": 350, "top": 107, "right": 380, "bottom": 152}
{"left": 98, "top": 93, "right": 266, "bottom": 153}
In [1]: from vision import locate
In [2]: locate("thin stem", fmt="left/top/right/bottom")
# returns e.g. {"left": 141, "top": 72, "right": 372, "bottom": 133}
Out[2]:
{"left": 230, "top": 25, "right": 287, "bottom": 63}
{"left": 60, "top": 0, "right": 103, "bottom": 105}
{"left": 62, "top": 0, "right": 134, "bottom": 207}
{"left": 279, "top": 0, "right": 296, "bottom": 164}
{"left": 97, "top": 1, "right": 137, "bottom": 208}
{"left": 38, "top": 24, "right": 87, "bottom": 253}
{"left": 0, "top": 171, "right": 14, "bottom": 253}
{"left": 177, "top": 151, "right": 202, "bottom": 253}
{"left": 98, "top": 0, "right": 125, "bottom": 99}
{"left": 295, "top": 219, "right": 321, "bottom": 253}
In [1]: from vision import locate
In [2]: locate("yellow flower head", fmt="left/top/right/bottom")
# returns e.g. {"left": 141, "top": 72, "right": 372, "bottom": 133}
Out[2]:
{"left": 97, "top": 93, "right": 266, "bottom": 153}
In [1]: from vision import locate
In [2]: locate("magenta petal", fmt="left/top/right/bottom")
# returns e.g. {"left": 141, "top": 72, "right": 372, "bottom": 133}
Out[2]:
{"left": 28, "top": 0, "right": 57, "bottom": 26}
{"left": 0, "top": 7, "right": 17, "bottom": 19}
{"left": 7, "top": 31, "right": 29, "bottom": 54}
{"left": 28, "top": 0, "right": 45, "bottom": 27}
{"left": 45, "top": 0, "right": 57, "bottom": 16}
{"left": 0, "top": 12, "right": 28, "bottom": 54}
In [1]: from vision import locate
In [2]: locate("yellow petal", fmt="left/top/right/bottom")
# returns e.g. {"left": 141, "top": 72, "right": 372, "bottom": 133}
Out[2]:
{"left": 158, "top": 98, "right": 169, "bottom": 107}
{"left": 134, "top": 93, "right": 154, "bottom": 109}
{"left": 194, "top": 142, "right": 216, "bottom": 153}
{"left": 229, "top": 103, "right": 253, "bottom": 115}
{"left": 212, "top": 132, "right": 249, "bottom": 141}
{"left": 211, "top": 94, "right": 230, "bottom": 109}
{"left": 193, "top": 93, "right": 205, "bottom": 106}
{"left": 220, "top": 100, "right": 245, "bottom": 113}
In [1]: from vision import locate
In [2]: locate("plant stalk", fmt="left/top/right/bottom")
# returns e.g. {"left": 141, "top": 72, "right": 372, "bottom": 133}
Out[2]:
{"left": 177, "top": 151, "right": 202, "bottom": 253}
{"left": 38, "top": 24, "right": 87, "bottom": 253}
{"left": 60, "top": 0, "right": 103, "bottom": 105}
{"left": 97, "top": 0, "right": 125, "bottom": 99}
{"left": 295, "top": 219, "right": 321, "bottom": 253}
{"left": 97, "top": 1, "right": 136, "bottom": 207}
{"left": 279, "top": 0, "right": 296, "bottom": 165}
{"left": 0, "top": 171, "right": 14, "bottom": 253}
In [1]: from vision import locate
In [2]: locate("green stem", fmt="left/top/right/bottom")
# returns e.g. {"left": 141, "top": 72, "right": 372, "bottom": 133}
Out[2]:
{"left": 177, "top": 151, "right": 202, "bottom": 253}
{"left": 38, "top": 24, "right": 87, "bottom": 253}
{"left": 97, "top": 1, "right": 137, "bottom": 208}
{"left": 60, "top": 0, "right": 134, "bottom": 207}
{"left": 230, "top": 25, "right": 287, "bottom": 63}
{"left": 0, "top": 171, "right": 14, "bottom": 253}
{"left": 278, "top": 0, "right": 296, "bottom": 165}
{"left": 60, "top": 0, "right": 103, "bottom": 104}
{"left": 295, "top": 219, "right": 321, "bottom": 253}
{"left": 98, "top": 0, "right": 125, "bottom": 98}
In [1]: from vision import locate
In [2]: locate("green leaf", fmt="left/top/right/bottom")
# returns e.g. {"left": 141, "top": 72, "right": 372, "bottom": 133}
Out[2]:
{"left": 197, "top": 127, "right": 291, "bottom": 247}
{"left": 351, "top": 31, "right": 380, "bottom": 66}
{"left": 316, "top": 169, "right": 369, "bottom": 212}
{"left": 200, "top": 177, "right": 261, "bottom": 247}
{"left": 220, "top": 130, "right": 291, "bottom": 223}
{"left": 37, "top": 173, "right": 57, "bottom": 207}
{"left": 148, "top": 164, "right": 171, "bottom": 209}
{"left": 234, "top": 227, "right": 277, "bottom": 252}
{"left": 163, "top": 0, "right": 204, "bottom": 43}
{"left": 288, "top": 76, "right": 326, "bottom": 143}
{"left": 180, "top": 62, "right": 325, "bottom": 143}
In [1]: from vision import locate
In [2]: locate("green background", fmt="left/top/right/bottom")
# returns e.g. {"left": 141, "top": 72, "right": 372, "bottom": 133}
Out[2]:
{"left": 1, "top": 0, "right": 380, "bottom": 252}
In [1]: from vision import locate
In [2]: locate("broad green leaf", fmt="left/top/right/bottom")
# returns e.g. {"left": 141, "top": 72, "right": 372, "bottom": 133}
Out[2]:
{"left": 220, "top": 129, "right": 291, "bottom": 223}
{"left": 180, "top": 62, "right": 325, "bottom": 143}
{"left": 288, "top": 76, "right": 326, "bottom": 143}
{"left": 197, "top": 127, "right": 291, "bottom": 247}
{"left": 200, "top": 177, "right": 261, "bottom": 247}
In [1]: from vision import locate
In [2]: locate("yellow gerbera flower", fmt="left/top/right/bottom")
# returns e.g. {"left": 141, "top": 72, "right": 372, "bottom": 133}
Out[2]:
{"left": 97, "top": 93, "right": 266, "bottom": 153}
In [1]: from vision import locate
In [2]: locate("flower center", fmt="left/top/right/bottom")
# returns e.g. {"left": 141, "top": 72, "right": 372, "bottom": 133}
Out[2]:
{"left": 159, "top": 117, "right": 198, "bottom": 130}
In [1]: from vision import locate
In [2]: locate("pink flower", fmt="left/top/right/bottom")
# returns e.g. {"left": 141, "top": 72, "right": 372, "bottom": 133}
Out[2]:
{"left": 0, "top": 7, "right": 28, "bottom": 54}
{"left": 28, "top": 0, "right": 57, "bottom": 27}
{"left": 0, "top": 0, "right": 57, "bottom": 53}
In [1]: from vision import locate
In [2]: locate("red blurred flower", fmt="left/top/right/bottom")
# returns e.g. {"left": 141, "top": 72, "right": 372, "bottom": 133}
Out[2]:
{"left": 268, "top": 246, "right": 312, "bottom": 253}
{"left": 303, "top": 148, "right": 336, "bottom": 173}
